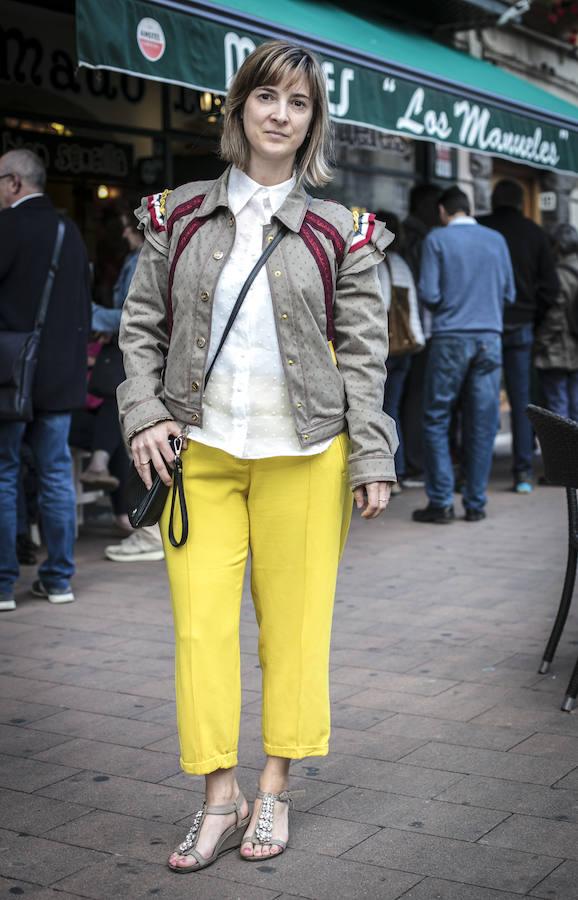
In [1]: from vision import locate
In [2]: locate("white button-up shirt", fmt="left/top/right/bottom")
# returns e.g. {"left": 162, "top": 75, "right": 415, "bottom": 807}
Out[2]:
{"left": 189, "top": 166, "right": 331, "bottom": 459}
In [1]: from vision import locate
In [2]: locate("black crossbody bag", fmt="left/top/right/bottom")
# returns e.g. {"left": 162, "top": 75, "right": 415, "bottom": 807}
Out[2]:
{"left": 126, "top": 225, "right": 288, "bottom": 547}
{"left": 0, "top": 218, "right": 65, "bottom": 422}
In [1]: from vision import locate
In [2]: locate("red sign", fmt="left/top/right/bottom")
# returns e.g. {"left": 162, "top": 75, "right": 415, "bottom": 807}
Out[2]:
{"left": 137, "top": 18, "right": 165, "bottom": 62}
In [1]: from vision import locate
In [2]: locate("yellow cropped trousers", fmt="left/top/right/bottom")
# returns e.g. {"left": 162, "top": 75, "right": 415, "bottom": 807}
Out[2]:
{"left": 160, "top": 434, "right": 352, "bottom": 775}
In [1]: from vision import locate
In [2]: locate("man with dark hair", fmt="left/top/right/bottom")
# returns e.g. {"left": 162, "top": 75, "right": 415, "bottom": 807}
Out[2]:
{"left": 413, "top": 185, "right": 515, "bottom": 524}
{"left": 478, "top": 179, "right": 558, "bottom": 493}
{"left": 399, "top": 183, "right": 441, "bottom": 483}
{"left": 0, "top": 149, "right": 91, "bottom": 610}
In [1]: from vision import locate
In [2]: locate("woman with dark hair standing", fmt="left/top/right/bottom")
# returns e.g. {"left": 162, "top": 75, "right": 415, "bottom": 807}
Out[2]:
{"left": 118, "top": 40, "right": 397, "bottom": 872}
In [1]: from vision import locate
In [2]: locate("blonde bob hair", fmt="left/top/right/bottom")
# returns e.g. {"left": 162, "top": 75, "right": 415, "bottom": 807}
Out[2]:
{"left": 220, "top": 40, "right": 333, "bottom": 188}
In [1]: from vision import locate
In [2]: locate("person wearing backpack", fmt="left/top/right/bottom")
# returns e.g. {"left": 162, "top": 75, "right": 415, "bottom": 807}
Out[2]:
{"left": 534, "top": 224, "right": 578, "bottom": 420}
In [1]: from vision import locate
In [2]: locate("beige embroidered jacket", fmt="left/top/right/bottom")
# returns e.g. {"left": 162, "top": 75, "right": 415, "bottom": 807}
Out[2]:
{"left": 117, "top": 166, "right": 398, "bottom": 488}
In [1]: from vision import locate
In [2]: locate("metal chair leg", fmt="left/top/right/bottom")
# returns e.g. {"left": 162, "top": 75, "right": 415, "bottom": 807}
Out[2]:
{"left": 562, "top": 657, "right": 578, "bottom": 712}
{"left": 538, "top": 488, "right": 578, "bottom": 674}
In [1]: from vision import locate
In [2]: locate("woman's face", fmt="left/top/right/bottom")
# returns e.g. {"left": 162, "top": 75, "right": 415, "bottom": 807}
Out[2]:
{"left": 242, "top": 73, "right": 314, "bottom": 170}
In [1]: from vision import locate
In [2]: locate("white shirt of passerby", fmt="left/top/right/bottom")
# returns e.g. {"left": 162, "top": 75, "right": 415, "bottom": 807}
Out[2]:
{"left": 187, "top": 166, "right": 332, "bottom": 460}
{"left": 378, "top": 251, "right": 426, "bottom": 348}
{"left": 11, "top": 193, "right": 44, "bottom": 208}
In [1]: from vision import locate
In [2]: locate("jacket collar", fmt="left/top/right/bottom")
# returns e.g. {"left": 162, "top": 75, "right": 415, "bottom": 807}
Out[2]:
{"left": 199, "top": 164, "right": 309, "bottom": 233}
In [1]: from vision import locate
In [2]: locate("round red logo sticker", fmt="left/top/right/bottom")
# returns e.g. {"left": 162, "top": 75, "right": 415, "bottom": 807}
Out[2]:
{"left": 137, "top": 18, "right": 166, "bottom": 62}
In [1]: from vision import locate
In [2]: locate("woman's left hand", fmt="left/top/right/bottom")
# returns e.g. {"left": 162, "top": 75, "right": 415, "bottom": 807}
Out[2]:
{"left": 353, "top": 481, "right": 393, "bottom": 519}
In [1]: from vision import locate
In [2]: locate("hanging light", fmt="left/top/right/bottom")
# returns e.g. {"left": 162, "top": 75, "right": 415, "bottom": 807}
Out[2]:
{"left": 97, "top": 184, "right": 109, "bottom": 199}
{"left": 199, "top": 92, "right": 213, "bottom": 112}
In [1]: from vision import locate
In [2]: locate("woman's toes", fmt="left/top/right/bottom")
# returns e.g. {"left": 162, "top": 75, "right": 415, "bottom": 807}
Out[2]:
{"left": 241, "top": 843, "right": 253, "bottom": 857}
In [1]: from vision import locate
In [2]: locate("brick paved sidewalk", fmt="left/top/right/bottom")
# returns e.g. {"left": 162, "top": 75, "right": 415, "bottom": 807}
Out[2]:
{"left": 2, "top": 466, "right": 578, "bottom": 899}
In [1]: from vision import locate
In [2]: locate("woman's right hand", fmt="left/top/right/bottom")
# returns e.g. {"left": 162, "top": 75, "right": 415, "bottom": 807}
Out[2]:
{"left": 131, "top": 420, "right": 184, "bottom": 489}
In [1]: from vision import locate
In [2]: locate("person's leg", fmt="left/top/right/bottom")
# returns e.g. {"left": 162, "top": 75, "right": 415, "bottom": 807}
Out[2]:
{"left": 421, "top": 336, "right": 468, "bottom": 510}
{"left": 242, "top": 433, "right": 352, "bottom": 858}
{"left": 383, "top": 354, "right": 411, "bottom": 479}
{"left": 502, "top": 326, "right": 535, "bottom": 481}
{"left": 461, "top": 333, "right": 502, "bottom": 514}
{"left": 161, "top": 440, "right": 252, "bottom": 869}
{"left": 400, "top": 344, "right": 428, "bottom": 476}
{"left": 27, "top": 413, "right": 76, "bottom": 592}
{"left": 568, "top": 372, "right": 578, "bottom": 421}
{"left": 0, "top": 421, "right": 27, "bottom": 602}
{"left": 539, "top": 369, "right": 571, "bottom": 418}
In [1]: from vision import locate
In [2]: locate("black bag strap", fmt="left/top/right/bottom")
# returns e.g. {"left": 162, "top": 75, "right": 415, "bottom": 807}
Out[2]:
{"left": 168, "top": 451, "right": 188, "bottom": 548}
{"left": 203, "top": 224, "right": 288, "bottom": 388}
{"left": 35, "top": 217, "right": 66, "bottom": 332}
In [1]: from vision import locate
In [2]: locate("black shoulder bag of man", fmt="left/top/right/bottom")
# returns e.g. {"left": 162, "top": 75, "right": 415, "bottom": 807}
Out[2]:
{"left": 0, "top": 217, "right": 66, "bottom": 422}
{"left": 126, "top": 225, "right": 288, "bottom": 547}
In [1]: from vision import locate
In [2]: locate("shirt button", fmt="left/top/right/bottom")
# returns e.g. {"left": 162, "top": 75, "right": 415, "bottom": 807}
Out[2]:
{"left": 287, "top": 359, "right": 294, "bottom": 366}
{"left": 200, "top": 291, "right": 209, "bottom": 301}
{"left": 191, "top": 381, "right": 200, "bottom": 392}
{"left": 274, "top": 270, "right": 282, "bottom": 277}
{"left": 228, "top": 217, "right": 234, "bottom": 227}
{"left": 303, "top": 434, "right": 310, "bottom": 441}
{"left": 296, "top": 402, "right": 303, "bottom": 408}
{"left": 196, "top": 337, "right": 206, "bottom": 348}
{"left": 267, "top": 234, "right": 274, "bottom": 243}
{"left": 281, "top": 313, "right": 288, "bottom": 320}
{"left": 191, "top": 413, "right": 199, "bottom": 423}
{"left": 213, "top": 250, "right": 223, "bottom": 260}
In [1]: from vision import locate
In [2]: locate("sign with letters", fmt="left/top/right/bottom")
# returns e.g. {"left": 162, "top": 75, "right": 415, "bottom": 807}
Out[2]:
{"left": 75, "top": 0, "right": 578, "bottom": 174}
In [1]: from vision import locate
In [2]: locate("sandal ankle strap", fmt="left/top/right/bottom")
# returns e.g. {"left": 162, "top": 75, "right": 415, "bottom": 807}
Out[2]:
{"left": 205, "top": 790, "right": 246, "bottom": 817}
{"left": 255, "top": 788, "right": 305, "bottom": 805}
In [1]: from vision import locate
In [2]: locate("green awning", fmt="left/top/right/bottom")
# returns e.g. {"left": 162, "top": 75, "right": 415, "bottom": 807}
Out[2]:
{"left": 76, "top": 0, "right": 578, "bottom": 174}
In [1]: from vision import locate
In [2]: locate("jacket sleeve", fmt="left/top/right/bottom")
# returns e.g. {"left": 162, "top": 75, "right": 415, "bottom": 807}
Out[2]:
{"left": 333, "top": 214, "right": 399, "bottom": 490}
{"left": 418, "top": 232, "right": 442, "bottom": 307}
{"left": 117, "top": 196, "right": 173, "bottom": 443}
{"left": 535, "top": 232, "right": 560, "bottom": 317}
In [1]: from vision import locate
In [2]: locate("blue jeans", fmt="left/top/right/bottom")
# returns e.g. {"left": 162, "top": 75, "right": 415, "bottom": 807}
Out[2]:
{"left": 383, "top": 353, "right": 412, "bottom": 478}
{"left": 424, "top": 333, "right": 502, "bottom": 512}
{"left": 502, "top": 325, "right": 534, "bottom": 477}
{"left": 0, "top": 413, "right": 75, "bottom": 594}
{"left": 538, "top": 369, "right": 578, "bottom": 421}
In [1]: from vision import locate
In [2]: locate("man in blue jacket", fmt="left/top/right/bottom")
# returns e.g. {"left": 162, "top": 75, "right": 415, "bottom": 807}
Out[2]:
{"left": 414, "top": 186, "right": 515, "bottom": 524}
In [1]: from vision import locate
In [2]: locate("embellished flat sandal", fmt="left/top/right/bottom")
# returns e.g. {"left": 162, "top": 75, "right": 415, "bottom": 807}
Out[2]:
{"left": 241, "top": 789, "right": 301, "bottom": 861}
{"left": 168, "top": 791, "right": 250, "bottom": 873}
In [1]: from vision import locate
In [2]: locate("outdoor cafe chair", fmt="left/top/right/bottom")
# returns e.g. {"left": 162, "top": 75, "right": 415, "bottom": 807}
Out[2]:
{"left": 527, "top": 403, "right": 578, "bottom": 712}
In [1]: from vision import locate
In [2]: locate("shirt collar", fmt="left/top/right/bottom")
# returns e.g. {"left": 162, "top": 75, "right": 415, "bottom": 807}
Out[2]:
{"left": 448, "top": 216, "right": 477, "bottom": 226}
{"left": 199, "top": 165, "right": 309, "bottom": 233}
{"left": 228, "top": 166, "right": 296, "bottom": 217}
{"left": 11, "top": 192, "right": 44, "bottom": 208}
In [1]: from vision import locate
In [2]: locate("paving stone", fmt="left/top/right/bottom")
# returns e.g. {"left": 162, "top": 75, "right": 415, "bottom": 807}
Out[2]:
{"left": 0, "top": 699, "right": 62, "bottom": 727}
{"left": 311, "top": 786, "right": 509, "bottom": 840}
{"left": 30, "top": 683, "right": 165, "bottom": 718}
{"left": 0, "top": 786, "right": 91, "bottom": 834}
{"left": 437, "top": 775, "right": 578, "bottom": 821}
{"left": 0, "top": 827, "right": 107, "bottom": 886}
{"left": 529, "top": 860, "right": 578, "bottom": 898}
{"left": 213, "top": 847, "right": 422, "bottom": 900}
{"left": 481, "top": 813, "right": 578, "bottom": 860}
{"left": 398, "top": 877, "right": 527, "bottom": 899}
{"left": 369, "top": 713, "right": 532, "bottom": 751}
{"left": 328, "top": 726, "right": 426, "bottom": 761}
{"left": 0, "top": 724, "right": 70, "bottom": 758}
{"left": 552, "top": 768, "right": 578, "bottom": 791}
{"left": 42, "top": 809, "right": 184, "bottom": 864}
{"left": 330, "top": 666, "right": 459, "bottom": 696}
{"left": 472, "top": 705, "right": 578, "bottom": 736}
{"left": 400, "top": 742, "right": 576, "bottom": 785}
{"left": 292, "top": 754, "right": 464, "bottom": 798}
{"left": 342, "top": 827, "right": 560, "bottom": 893}
{"left": 512, "top": 733, "right": 578, "bottom": 762}
{"left": 0, "top": 753, "right": 80, "bottom": 793}
{"left": 38, "top": 770, "right": 200, "bottom": 823}
{"left": 277, "top": 811, "right": 379, "bottom": 856}
{"left": 55, "top": 857, "right": 281, "bottom": 899}
{"left": 0, "top": 877, "right": 81, "bottom": 899}
{"left": 32, "top": 737, "right": 180, "bottom": 783}
{"left": 344, "top": 683, "right": 512, "bottom": 722}
{"left": 0, "top": 675, "right": 61, "bottom": 702}
{"left": 28, "top": 709, "right": 175, "bottom": 747}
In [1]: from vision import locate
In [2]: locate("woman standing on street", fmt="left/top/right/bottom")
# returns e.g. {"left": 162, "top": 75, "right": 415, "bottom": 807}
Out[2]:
{"left": 118, "top": 40, "right": 397, "bottom": 872}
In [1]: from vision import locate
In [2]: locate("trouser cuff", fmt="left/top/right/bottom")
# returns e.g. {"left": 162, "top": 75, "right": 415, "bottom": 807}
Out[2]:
{"left": 180, "top": 750, "right": 238, "bottom": 775}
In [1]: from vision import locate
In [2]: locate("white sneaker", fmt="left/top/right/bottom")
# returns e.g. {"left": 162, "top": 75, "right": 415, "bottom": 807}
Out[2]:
{"left": 0, "top": 593, "right": 16, "bottom": 611}
{"left": 31, "top": 580, "right": 75, "bottom": 604}
{"left": 104, "top": 526, "right": 164, "bottom": 562}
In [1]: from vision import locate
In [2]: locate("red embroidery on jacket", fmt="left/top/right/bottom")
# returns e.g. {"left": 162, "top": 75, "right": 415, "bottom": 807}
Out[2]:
{"left": 147, "top": 193, "right": 167, "bottom": 232}
{"left": 167, "top": 195, "right": 205, "bottom": 238}
{"left": 167, "top": 215, "right": 209, "bottom": 335}
{"left": 349, "top": 213, "right": 376, "bottom": 253}
{"left": 299, "top": 222, "right": 335, "bottom": 342}
{"left": 304, "top": 210, "right": 345, "bottom": 265}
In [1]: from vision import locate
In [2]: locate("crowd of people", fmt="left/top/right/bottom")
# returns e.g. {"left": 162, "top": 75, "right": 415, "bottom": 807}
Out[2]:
{"left": 1, "top": 145, "right": 578, "bottom": 610}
